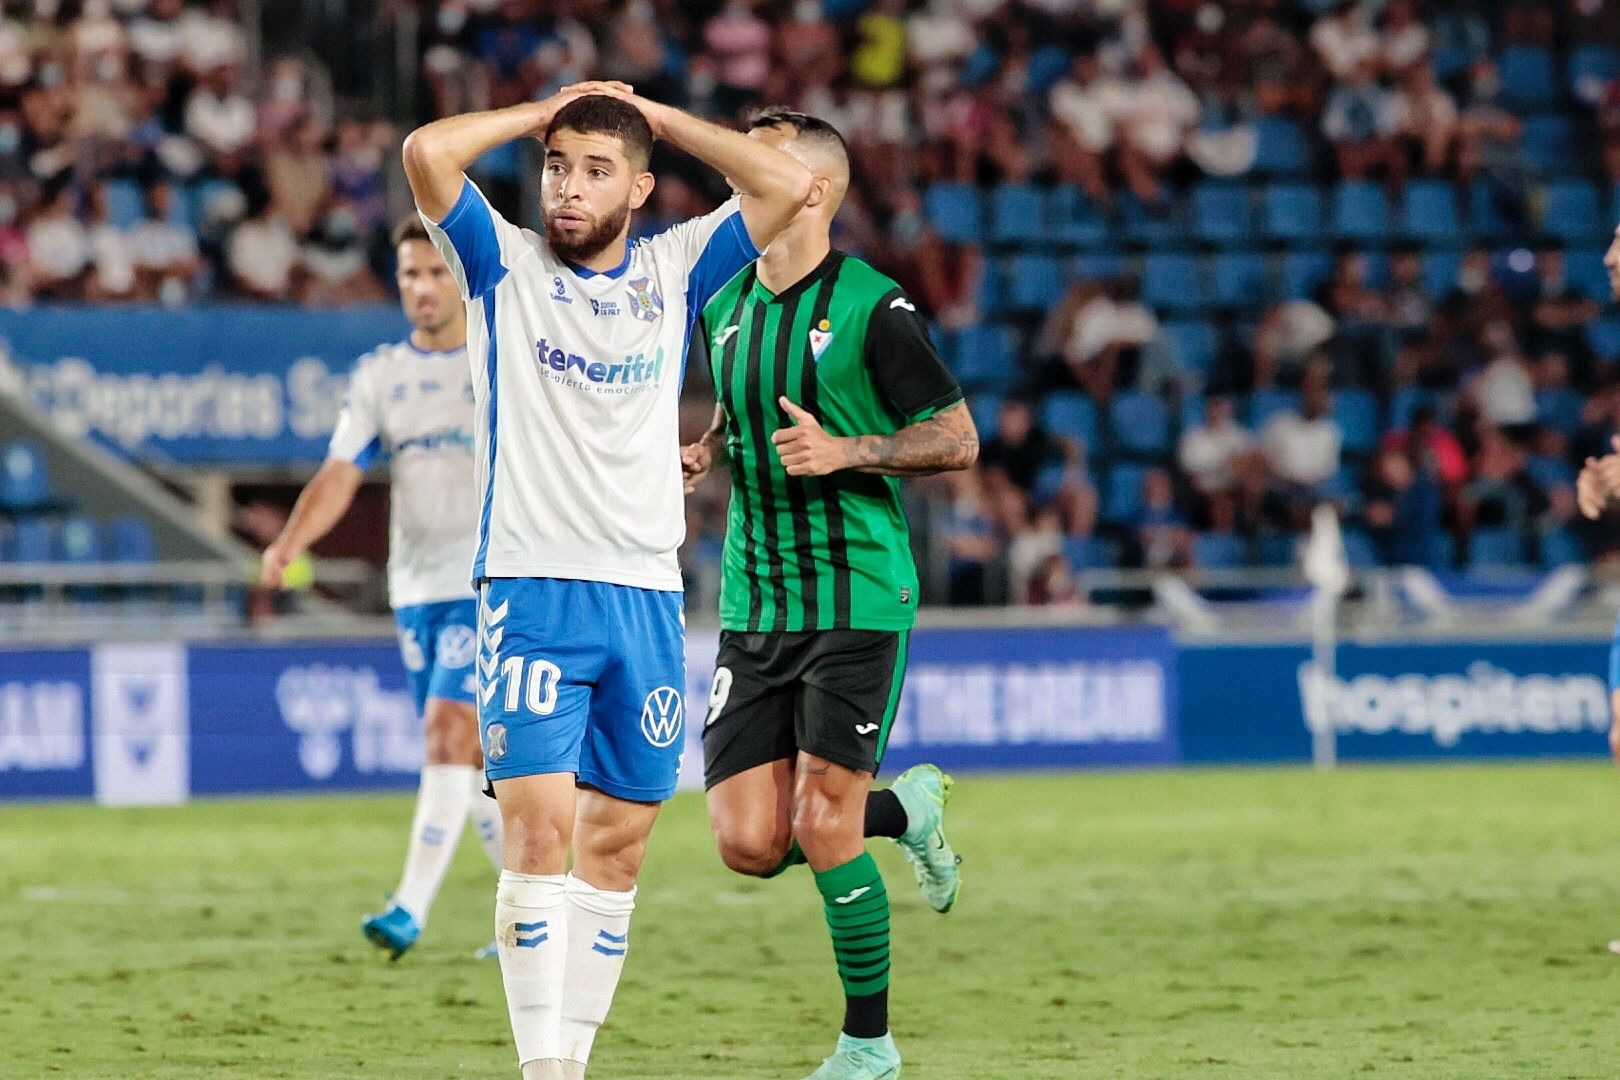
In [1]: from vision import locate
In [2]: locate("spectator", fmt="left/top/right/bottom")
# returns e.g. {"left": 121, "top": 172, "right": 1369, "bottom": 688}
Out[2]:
{"left": 942, "top": 467, "right": 1000, "bottom": 606}
{"left": 1385, "top": 247, "right": 1432, "bottom": 340}
{"left": 1262, "top": 370, "right": 1343, "bottom": 524}
{"left": 27, "top": 185, "right": 91, "bottom": 300}
{"left": 1253, "top": 298, "right": 1335, "bottom": 389}
{"left": 1048, "top": 52, "right": 1119, "bottom": 205}
{"left": 979, "top": 399, "right": 1097, "bottom": 538}
{"left": 178, "top": 0, "right": 248, "bottom": 75}
{"left": 1464, "top": 426, "right": 1547, "bottom": 530}
{"left": 83, "top": 181, "right": 136, "bottom": 302}
{"left": 227, "top": 193, "right": 298, "bottom": 301}
{"left": 1378, "top": 0, "right": 1431, "bottom": 76}
{"left": 1527, "top": 247, "right": 1599, "bottom": 363}
{"left": 1310, "top": 0, "right": 1379, "bottom": 82}
{"left": 704, "top": 0, "right": 772, "bottom": 118}
{"left": 264, "top": 112, "right": 331, "bottom": 237}
{"left": 298, "top": 202, "right": 385, "bottom": 307}
{"left": 1131, "top": 468, "right": 1193, "bottom": 570}
{"left": 1041, "top": 278, "right": 1161, "bottom": 397}
{"left": 1178, "top": 396, "right": 1260, "bottom": 532}
{"left": 1321, "top": 60, "right": 1401, "bottom": 179}
{"left": 851, "top": 0, "right": 907, "bottom": 91}
{"left": 184, "top": 63, "right": 255, "bottom": 167}
{"left": 1113, "top": 45, "right": 1199, "bottom": 206}
{"left": 1475, "top": 351, "right": 1537, "bottom": 430}
{"left": 0, "top": 185, "right": 31, "bottom": 304}
{"left": 1364, "top": 445, "right": 1443, "bottom": 565}
{"left": 1391, "top": 62, "right": 1459, "bottom": 176}
{"left": 129, "top": 181, "right": 202, "bottom": 304}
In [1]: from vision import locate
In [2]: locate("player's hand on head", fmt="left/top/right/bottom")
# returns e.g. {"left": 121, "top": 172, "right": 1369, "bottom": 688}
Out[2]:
{"left": 772, "top": 397, "right": 849, "bottom": 477}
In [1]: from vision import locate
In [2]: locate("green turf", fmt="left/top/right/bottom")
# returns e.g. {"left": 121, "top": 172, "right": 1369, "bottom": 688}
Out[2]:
{"left": 5, "top": 763, "right": 1620, "bottom": 1078}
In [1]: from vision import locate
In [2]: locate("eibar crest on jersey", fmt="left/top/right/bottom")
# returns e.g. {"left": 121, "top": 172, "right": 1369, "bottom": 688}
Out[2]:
{"left": 808, "top": 317, "right": 835, "bottom": 361}
{"left": 627, "top": 276, "right": 664, "bottom": 322}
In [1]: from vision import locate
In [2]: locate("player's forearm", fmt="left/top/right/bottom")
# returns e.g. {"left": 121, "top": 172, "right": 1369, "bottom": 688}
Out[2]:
{"left": 403, "top": 104, "right": 547, "bottom": 220}
{"left": 843, "top": 404, "right": 978, "bottom": 478}
{"left": 703, "top": 404, "right": 729, "bottom": 468}
{"left": 655, "top": 107, "right": 811, "bottom": 232}
{"left": 273, "top": 461, "right": 364, "bottom": 559}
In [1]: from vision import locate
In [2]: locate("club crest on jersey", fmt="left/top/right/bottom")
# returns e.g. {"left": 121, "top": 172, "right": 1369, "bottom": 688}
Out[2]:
{"left": 627, "top": 276, "right": 663, "bottom": 322}
{"left": 808, "top": 318, "right": 835, "bottom": 362}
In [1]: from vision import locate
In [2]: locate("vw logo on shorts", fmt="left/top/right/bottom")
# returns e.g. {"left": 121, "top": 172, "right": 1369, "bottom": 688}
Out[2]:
{"left": 640, "top": 687, "right": 684, "bottom": 747}
{"left": 486, "top": 722, "right": 508, "bottom": 761}
{"left": 437, "top": 624, "right": 477, "bottom": 669}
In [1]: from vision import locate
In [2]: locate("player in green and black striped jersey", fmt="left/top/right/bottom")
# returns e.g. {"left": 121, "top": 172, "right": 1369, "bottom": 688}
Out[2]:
{"left": 680, "top": 108, "right": 978, "bottom": 1080}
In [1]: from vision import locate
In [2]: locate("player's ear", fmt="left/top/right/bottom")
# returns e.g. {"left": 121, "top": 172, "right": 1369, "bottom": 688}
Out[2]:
{"left": 803, "top": 174, "right": 834, "bottom": 209}
{"left": 629, "top": 170, "right": 655, "bottom": 212}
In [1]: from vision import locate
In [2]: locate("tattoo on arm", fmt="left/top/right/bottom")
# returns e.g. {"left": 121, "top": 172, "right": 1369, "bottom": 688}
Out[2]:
{"left": 703, "top": 403, "right": 729, "bottom": 468}
{"left": 845, "top": 403, "right": 979, "bottom": 477}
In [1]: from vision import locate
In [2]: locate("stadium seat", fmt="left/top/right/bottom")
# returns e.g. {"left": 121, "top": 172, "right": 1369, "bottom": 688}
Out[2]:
{"left": 1467, "top": 527, "right": 1526, "bottom": 568}
{"left": 1540, "top": 528, "right": 1585, "bottom": 569}
{"left": 1261, "top": 182, "right": 1323, "bottom": 243}
{"left": 104, "top": 179, "right": 145, "bottom": 227}
{"left": 1117, "top": 192, "right": 1181, "bottom": 248}
{"left": 1420, "top": 250, "right": 1462, "bottom": 299}
{"left": 1280, "top": 251, "right": 1334, "bottom": 300}
{"left": 1027, "top": 44, "right": 1072, "bottom": 96}
{"left": 1432, "top": 45, "right": 1475, "bottom": 82}
{"left": 1063, "top": 535, "right": 1118, "bottom": 571}
{"left": 1499, "top": 46, "right": 1558, "bottom": 110}
{"left": 1535, "top": 388, "right": 1585, "bottom": 436}
{"left": 967, "top": 393, "right": 1003, "bottom": 438}
{"left": 1397, "top": 181, "right": 1460, "bottom": 243}
{"left": 975, "top": 261, "right": 1005, "bottom": 318}
{"left": 1004, "top": 254, "right": 1065, "bottom": 312}
{"left": 1252, "top": 116, "right": 1311, "bottom": 176}
{"left": 1468, "top": 180, "right": 1511, "bottom": 241}
{"left": 1341, "top": 528, "right": 1380, "bottom": 569}
{"left": 1521, "top": 114, "right": 1576, "bottom": 175}
{"left": 1566, "top": 247, "right": 1611, "bottom": 303}
{"left": 1103, "top": 464, "right": 1150, "bottom": 523}
{"left": 1163, "top": 320, "right": 1218, "bottom": 380}
{"left": 988, "top": 183, "right": 1049, "bottom": 248}
{"left": 1179, "top": 395, "right": 1207, "bottom": 431}
{"left": 1141, "top": 253, "right": 1206, "bottom": 314}
{"left": 1210, "top": 251, "right": 1267, "bottom": 310}
{"left": 923, "top": 182, "right": 983, "bottom": 244}
{"left": 1248, "top": 389, "right": 1299, "bottom": 430}
{"left": 1331, "top": 181, "right": 1390, "bottom": 243}
{"left": 107, "top": 516, "right": 157, "bottom": 563}
{"left": 1052, "top": 186, "right": 1111, "bottom": 249}
{"left": 10, "top": 519, "right": 52, "bottom": 562}
{"left": 1194, "top": 531, "right": 1248, "bottom": 569}
{"left": 1110, "top": 392, "right": 1171, "bottom": 458}
{"left": 1191, "top": 182, "right": 1251, "bottom": 246}
{"left": 1333, "top": 389, "right": 1380, "bottom": 455}
{"left": 1588, "top": 317, "right": 1620, "bottom": 360}
{"left": 1069, "top": 253, "right": 1125, "bottom": 281}
{"left": 58, "top": 516, "right": 101, "bottom": 563}
{"left": 1541, "top": 179, "right": 1601, "bottom": 243}
{"left": 1040, "top": 392, "right": 1099, "bottom": 448}
{"left": 0, "top": 440, "right": 49, "bottom": 510}
{"left": 1569, "top": 44, "right": 1620, "bottom": 98}
{"left": 946, "top": 325, "right": 1013, "bottom": 390}
{"left": 1423, "top": 532, "right": 1454, "bottom": 571}
{"left": 1255, "top": 531, "right": 1296, "bottom": 568}
{"left": 1389, "top": 388, "right": 1436, "bottom": 430}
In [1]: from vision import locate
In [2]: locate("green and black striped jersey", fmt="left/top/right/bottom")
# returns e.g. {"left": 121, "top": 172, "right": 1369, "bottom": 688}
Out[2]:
{"left": 693, "top": 250, "right": 964, "bottom": 632}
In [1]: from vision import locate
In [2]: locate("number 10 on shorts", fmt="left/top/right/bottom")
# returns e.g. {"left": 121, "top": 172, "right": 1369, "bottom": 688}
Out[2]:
{"left": 490, "top": 657, "right": 561, "bottom": 715}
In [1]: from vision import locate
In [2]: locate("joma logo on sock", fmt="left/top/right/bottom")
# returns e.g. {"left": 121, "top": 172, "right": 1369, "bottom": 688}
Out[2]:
{"left": 833, "top": 886, "right": 871, "bottom": 905}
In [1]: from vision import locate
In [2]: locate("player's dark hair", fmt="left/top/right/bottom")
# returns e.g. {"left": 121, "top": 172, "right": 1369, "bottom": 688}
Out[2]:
{"left": 546, "top": 95, "right": 654, "bottom": 171}
{"left": 391, "top": 214, "right": 431, "bottom": 248}
{"left": 747, "top": 106, "right": 850, "bottom": 164}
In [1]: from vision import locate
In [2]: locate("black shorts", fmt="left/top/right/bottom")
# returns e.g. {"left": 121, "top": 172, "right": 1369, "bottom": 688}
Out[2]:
{"left": 701, "top": 629, "right": 910, "bottom": 790}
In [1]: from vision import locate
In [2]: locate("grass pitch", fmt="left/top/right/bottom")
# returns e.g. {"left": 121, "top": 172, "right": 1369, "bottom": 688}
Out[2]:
{"left": 5, "top": 764, "right": 1620, "bottom": 1079}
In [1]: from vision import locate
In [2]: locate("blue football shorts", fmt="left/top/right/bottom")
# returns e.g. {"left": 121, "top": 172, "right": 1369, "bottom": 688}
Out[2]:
{"left": 394, "top": 597, "right": 479, "bottom": 715}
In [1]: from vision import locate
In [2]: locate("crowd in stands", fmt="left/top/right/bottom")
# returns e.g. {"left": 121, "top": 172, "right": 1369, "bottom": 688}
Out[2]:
{"left": 7, "top": 0, "right": 1620, "bottom": 602}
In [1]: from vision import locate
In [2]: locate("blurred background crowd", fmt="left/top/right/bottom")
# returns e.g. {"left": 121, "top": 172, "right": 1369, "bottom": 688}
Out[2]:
{"left": 4, "top": 0, "right": 1620, "bottom": 605}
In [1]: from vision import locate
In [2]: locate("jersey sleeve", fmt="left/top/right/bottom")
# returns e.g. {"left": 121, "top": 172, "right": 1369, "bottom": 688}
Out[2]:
{"left": 863, "top": 288, "right": 965, "bottom": 423}
{"left": 418, "top": 177, "right": 528, "bottom": 300}
{"left": 327, "top": 355, "right": 384, "bottom": 470}
{"left": 645, "top": 195, "right": 761, "bottom": 318}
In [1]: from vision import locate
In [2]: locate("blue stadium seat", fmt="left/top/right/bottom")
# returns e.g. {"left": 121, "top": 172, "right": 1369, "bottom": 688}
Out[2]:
{"left": 1280, "top": 251, "right": 1333, "bottom": 300}
{"left": 1004, "top": 254, "right": 1065, "bottom": 312}
{"left": 1261, "top": 182, "right": 1323, "bottom": 243}
{"left": 1027, "top": 44, "right": 1072, "bottom": 96}
{"left": 1423, "top": 532, "right": 1454, "bottom": 571}
{"left": 1040, "top": 392, "right": 1099, "bottom": 448}
{"left": 1540, "top": 528, "right": 1586, "bottom": 569}
{"left": 968, "top": 393, "right": 1003, "bottom": 438}
{"left": 1536, "top": 388, "right": 1585, "bottom": 435}
{"left": 1, "top": 440, "right": 49, "bottom": 510}
{"left": 1397, "top": 180, "right": 1461, "bottom": 243}
{"left": 1117, "top": 193, "right": 1181, "bottom": 248}
{"left": 1468, "top": 527, "right": 1526, "bottom": 568}
{"left": 1194, "top": 532, "right": 1248, "bottom": 569}
{"left": 1248, "top": 389, "right": 1299, "bottom": 430}
{"left": 1191, "top": 182, "right": 1251, "bottom": 246}
{"left": 1163, "top": 319, "right": 1217, "bottom": 379}
{"left": 1068, "top": 252, "right": 1126, "bottom": 281}
{"left": 1331, "top": 181, "right": 1390, "bottom": 243}
{"left": 1499, "top": 46, "right": 1559, "bottom": 110}
{"left": 1210, "top": 251, "right": 1267, "bottom": 310}
{"left": 1566, "top": 247, "right": 1611, "bottom": 303}
{"left": 1341, "top": 528, "right": 1380, "bottom": 569}
{"left": 11, "top": 520, "right": 52, "bottom": 562}
{"left": 1570, "top": 45, "right": 1620, "bottom": 97}
{"left": 1522, "top": 114, "right": 1576, "bottom": 175}
{"left": 1588, "top": 317, "right": 1620, "bottom": 360}
{"left": 988, "top": 183, "right": 1049, "bottom": 248}
{"left": 1141, "top": 253, "right": 1206, "bottom": 313}
{"left": 1389, "top": 387, "right": 1436, "bottom": 430}
{"left": 1103, "top": 464, "right": 1150, "bottom": 523}
{"left": 1432, "top": 45, "right": 1475, "bottom": 83}
{"left": 58, "top": 516, "right": 101, "bottom": 563}
{"left": 1063, "top": 535, "right": 1118, "bottom": 571}
{"left": 104, "top": 179, "right": 145, "bottom": 227}
{"left": 1333, "top": 389, "right": 1380, "bottom": 454}
{"left": 1468, "top": 180, "right": 1510, "bottom": 241}
{"left": 1542, "top": 179, "right": 1602, "bottom": 242}
{"left": 923, "top": 182, "right": 983, "bottom": 244}
{"left": 1419, "top": 249, "right": 1462, "bottom": 299}
{"left": 1179, "top": 395, "right": 1207, "bottom": 431}
{"left": 1111, "top": 392, "right": 1171, "bottom": 458}
{"left": 1255, "top": 531, "right": 1296, "bottom": 568}
{"left": 947, "top": 325, "right": 1013, "bottom": 390}
{"left": 1252, "top": 116, "right": 1311, "bottom": 176}
{"left": 1052, "top": 186, "right": 1111, "bottom": 249}
{"left": 107, "top": 516, "right": 157, "bottom": 563}
{"left": 976, "top": 261, "right": 1005, "bottom": 318}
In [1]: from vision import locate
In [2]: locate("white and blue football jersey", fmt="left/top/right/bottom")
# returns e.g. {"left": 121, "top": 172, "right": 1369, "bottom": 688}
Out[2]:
{"left": 420, "top": 177, "right": 759, "bottom": 591}
{"left": 327, "top": 340, "right": 478, "bottom": 609}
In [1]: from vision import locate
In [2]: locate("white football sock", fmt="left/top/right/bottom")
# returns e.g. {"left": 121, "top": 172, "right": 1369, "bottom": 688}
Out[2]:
{"left": 468, "top": 772, "right": 506, "bottom": 871}
{"left": 391, "top": 763, "right": 476, "bottom": 924}
{"left": 559, "top": 872, "right": 637, "bottom": 1067}
{"left": 497, "top": 869, "right": 569, "bottom": 1067}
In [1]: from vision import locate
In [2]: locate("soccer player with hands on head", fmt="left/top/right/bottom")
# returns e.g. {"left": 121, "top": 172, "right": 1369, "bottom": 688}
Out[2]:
{"left": 403, "top": 81, "right": 811, "bottom": 1079}
{"left": 683, "top": 108, "right": 978, "bottom": 1080}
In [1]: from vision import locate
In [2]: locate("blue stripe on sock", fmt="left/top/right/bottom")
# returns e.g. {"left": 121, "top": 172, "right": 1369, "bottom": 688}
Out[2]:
{"left": 515, "top": 932, "right": 549, "bottom": 948}
{"left": 596, "top": 929, "right": 627, "bottom": 944}
{"left": 514, "top": 920, "right": 547, "bottom": 932}
{"left": 591, "top": 943, "right": 626, "bottom": 957}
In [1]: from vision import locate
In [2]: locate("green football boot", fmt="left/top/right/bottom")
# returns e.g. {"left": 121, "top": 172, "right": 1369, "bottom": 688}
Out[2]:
{"left": 804, "top": 1033, "right": 901, "bottom": 1080}
{"left": 888, "top": 764, "right": 961, "bottom": 913}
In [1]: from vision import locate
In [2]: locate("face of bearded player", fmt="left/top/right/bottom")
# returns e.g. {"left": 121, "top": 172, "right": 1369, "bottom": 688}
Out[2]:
{"left": 540, "top": 127, "right": 653, "bottom": 265}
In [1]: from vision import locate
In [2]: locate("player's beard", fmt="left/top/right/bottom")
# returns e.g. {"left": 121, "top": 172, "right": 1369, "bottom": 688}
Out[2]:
{"left": 545, "top": 202, "right": 631, "bottom": 263}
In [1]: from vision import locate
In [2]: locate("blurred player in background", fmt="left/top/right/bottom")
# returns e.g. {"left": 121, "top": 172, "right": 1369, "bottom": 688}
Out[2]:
{"left": 403, "top": 83, "right": 810, "bottom": 1079}
{"left": 682, "top": 108, "right": 977, "bottom": 1080}
{"left": 260, "top": 216, "right": 504, "bottom": 959}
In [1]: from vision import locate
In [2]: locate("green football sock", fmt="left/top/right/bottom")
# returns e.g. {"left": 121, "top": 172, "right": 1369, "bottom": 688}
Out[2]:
{"left": 763, "top": 841, "right": 806, "bottom": 878}
{"left": 813, "top": 852, "right": 890, "bottom": 1038}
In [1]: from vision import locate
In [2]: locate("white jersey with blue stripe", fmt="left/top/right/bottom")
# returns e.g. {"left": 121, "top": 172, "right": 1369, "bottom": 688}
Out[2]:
{"left": 327, "top": 340, "right": 478, "bottom": 609}
{"left": 420, "top": 177, "right": 759, "bottom": 591}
